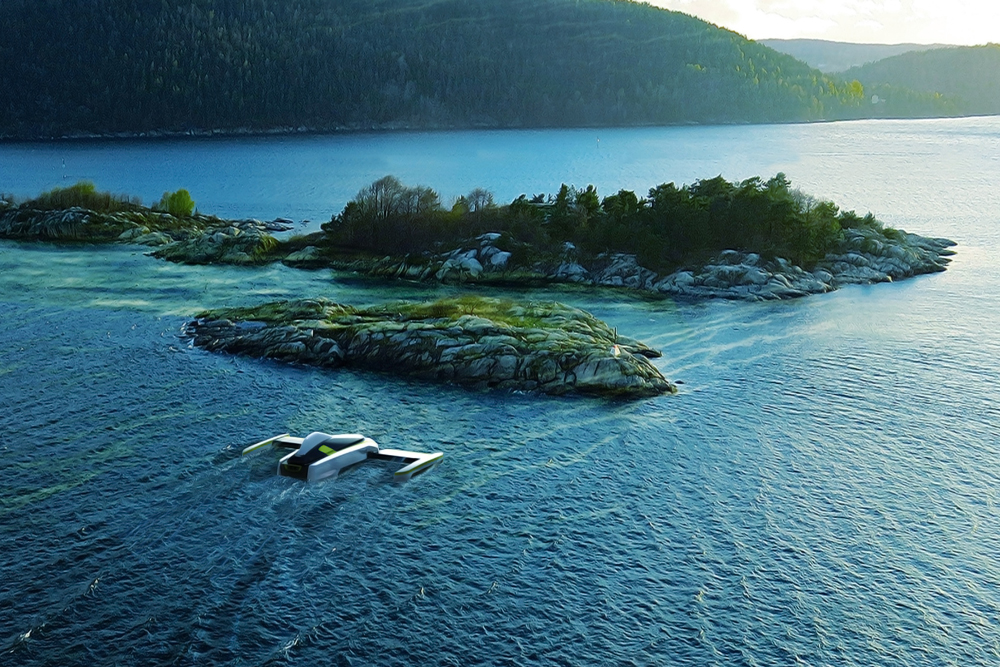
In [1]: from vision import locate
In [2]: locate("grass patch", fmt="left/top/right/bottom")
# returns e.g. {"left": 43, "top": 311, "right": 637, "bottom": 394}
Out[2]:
{"left": 366, "top": 295, "right": 559, "bottom": 329}
{"left": 198, "top": 299, "right": 354, "bottom": 323}
{"left": 200, "top": 295, "right": 571, "bottom": 331}
{"left": 24, "top": 181, "right": 142, "bottom": 213}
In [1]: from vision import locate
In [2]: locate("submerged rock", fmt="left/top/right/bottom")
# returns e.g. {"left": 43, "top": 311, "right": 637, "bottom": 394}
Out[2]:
{"left": 184, "top": 296, "right": 677, "bottom": 398}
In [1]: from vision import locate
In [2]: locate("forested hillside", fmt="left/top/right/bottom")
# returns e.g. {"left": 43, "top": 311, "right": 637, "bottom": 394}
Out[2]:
{"left": 0, "top": 0, "right": 960, "bottom": 139}
{"left": 760, "top": 39, "right": 950, "bottom": 73}
{"left": 842, "top": 45, "right": 1000, "bottom": 116}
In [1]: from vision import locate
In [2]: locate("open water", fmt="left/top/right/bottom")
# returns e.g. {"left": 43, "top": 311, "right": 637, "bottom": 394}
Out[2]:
{"left": 2, "top": 118, "right": 1000, "bottom": 665}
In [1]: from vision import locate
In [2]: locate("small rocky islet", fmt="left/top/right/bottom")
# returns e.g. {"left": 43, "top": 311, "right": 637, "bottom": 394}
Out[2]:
{"left": 184, "top": 296, "right": 677, "bottom": 398}
{"left": 0, "top": 202, "right": 284, "bottom": 264}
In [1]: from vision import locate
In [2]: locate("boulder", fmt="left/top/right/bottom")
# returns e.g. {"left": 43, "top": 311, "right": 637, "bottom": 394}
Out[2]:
{"left": 117, "top": 227, "right": 150, "bottom": 242}
{"left": 488, "top": 250, "right": 512, "bottom": 267}
{"left": 133, "top": 231, "right": 174, "bottom": 246}
{"left": 435, "top": 255, "right": 483, "bottom": 281}
{"left": 553, "top": 262, "right": 589, "bottom": 282}
{"left": 282, "top": 245, "right": 327, "bottom": 269}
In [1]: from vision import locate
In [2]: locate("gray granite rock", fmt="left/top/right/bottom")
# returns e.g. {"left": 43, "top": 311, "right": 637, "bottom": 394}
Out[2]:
{"left": 185, "top": 296, "right": 677, "bottom": 398}
{"left": 282, "top": 245, "right": 326, "bottom": 268}
{"left": 133, "top": 231, "right": 174, "bottom": 246}
{"left": 153, "top": 219, "right": 278, "bottom": 265}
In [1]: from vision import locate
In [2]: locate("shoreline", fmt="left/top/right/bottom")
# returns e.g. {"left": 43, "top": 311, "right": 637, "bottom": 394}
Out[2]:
{"left": 4, "top": 113, "right": 996, "bottom": 145}
{"left": 0, "top": 205, "right": 957, "bottom": 302}
{"left": 0, "top": 199, "right": 955, "bottom": 396}
{"left": 280, "top": 231, "right": 956, "bottom": 303}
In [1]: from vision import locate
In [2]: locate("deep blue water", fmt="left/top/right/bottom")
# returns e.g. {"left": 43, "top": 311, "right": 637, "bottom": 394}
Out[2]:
{"left": 3, "top": 118, "right": 1000, "bottom": 665}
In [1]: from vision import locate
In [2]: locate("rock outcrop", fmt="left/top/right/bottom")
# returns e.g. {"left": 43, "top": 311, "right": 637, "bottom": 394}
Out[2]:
{"left": 0, "top": 205, "right": 201, "bottom": 243}
{"left": 647, "top": 229, "right": 955, "bottom": 300}
{"left": 2, "top": 204, "right": 956, "bottom": 301}
{"left": 307, "top": 228, "right": 956, "bottom": 301}
{"left": 184, "top": 296, "right": 677, "bottom": 398}
{"left": 152, "top": 219, "right": 279, "bottom": 265}
{"left": 0, "top": 205, "right": 279, "bottom": 264}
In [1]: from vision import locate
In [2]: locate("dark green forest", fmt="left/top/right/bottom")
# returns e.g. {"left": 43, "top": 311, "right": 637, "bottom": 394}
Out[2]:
{"left": 320, "top": 174, "right": 885, "bottom": 270}
{"left": 0, "top": 0, "right": 960, "bottom": 138}
{"left": 843, "top": 45, "right": 1000, "bottom": 116}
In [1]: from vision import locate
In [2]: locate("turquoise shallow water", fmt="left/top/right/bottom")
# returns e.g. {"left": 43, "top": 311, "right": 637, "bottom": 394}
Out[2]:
{"left": 3, "top": 118, "right": 1000, "bottom": 665}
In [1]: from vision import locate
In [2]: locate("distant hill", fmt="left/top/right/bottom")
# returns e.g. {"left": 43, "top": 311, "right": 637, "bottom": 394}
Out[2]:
{"left": 760, "top": 39, "right": 952, "bottom": 73}
{"left": 842, "top": 45, "right": 1000, "bottom": 115}
{"left": 0, "top": 0, "right": 960, "bottom": 139}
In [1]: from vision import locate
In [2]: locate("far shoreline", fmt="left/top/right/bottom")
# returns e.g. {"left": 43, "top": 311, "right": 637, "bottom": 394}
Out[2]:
{"left": 3, "top": 113, "right": 997, "bottom": 146}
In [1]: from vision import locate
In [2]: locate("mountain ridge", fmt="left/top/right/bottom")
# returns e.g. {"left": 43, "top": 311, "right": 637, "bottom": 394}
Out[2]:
{"left": 841, "top": 44, "right": 1000, "bottom": 116}
{"left": 0, "top": 0, "right": 961, "bottom": 139}
{"left": 760, "top": 39, "right": 953, "bottom": 73}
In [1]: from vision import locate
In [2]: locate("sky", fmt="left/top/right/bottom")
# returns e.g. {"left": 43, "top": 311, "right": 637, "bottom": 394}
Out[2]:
{"left": 648, "top": 0, "right": 1000, "bottom": 45}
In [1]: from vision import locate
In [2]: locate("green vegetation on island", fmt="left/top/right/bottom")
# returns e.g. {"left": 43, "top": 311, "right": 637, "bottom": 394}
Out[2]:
{"left": 291, "top": 174, "right": 952, "bottom": 299}
{"left": 154, "top": 189, "right": 197, "bottom": 218}
{"left": 15, "top": 181, "right": 143, "bottom": 214}
{"left": 320, "top": 173, "right": 891, "bottom": 270}
{"left": 1, "top": 177, "right": 955, "bottom": 300}
{"left": 0, "top": 0, "right": 960, "bottom": 139}
{"left": 186, "top": 295, "right": 676, "bottom": 397}
{"left": 0, "top": 181, "right": 282, "bottom": 263}
{"left": 19, "top": 181, "right": 193, "bottom": 221}
{"left": 0, "top": 182, "right": 200, "bottom": 241}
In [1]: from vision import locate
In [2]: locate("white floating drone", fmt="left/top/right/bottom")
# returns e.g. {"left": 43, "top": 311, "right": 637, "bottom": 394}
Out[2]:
{"left": 243, "top": 432, "right": 443, "bottom": 483}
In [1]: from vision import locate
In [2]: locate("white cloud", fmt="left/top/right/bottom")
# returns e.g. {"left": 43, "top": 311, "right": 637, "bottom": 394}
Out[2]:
{"left": 647, "top": 0, "right": 1000, "bottom": 45}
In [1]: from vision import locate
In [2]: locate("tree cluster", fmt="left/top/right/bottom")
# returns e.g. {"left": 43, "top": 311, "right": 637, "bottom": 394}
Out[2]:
{"left": 322, "top": 173, "right": 886, "bottom": 271}
{"left": 154, "top": 189, "right": 197, "bottom": 217}
{"left": 13, "top": 181, "right": 197, "bottom": 218}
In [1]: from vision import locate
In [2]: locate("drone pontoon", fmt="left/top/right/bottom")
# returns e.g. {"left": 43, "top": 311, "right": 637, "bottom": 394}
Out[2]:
{"left": 242, "top": 432, "right": 443, "bottom": 483}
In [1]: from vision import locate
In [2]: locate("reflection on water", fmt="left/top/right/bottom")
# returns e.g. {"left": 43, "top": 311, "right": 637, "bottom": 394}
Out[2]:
{"left": 3, "top": 117, "right": 1000, "bottom": 665}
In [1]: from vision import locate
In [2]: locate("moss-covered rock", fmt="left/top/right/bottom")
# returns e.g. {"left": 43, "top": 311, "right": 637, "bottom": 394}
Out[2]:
{"left": 152, "top": 221, "right": 280, "bottom": 265}
{"left": 0, "top": 205, "right": 203, "bottom": 242}
{"left": 0, "top": 194, "right": 279, "bottom": 266}
{"left": 184, "top": 296, "right": 676, "bottom": 398}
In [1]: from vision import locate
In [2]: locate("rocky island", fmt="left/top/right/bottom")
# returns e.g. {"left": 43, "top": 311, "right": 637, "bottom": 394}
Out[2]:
{"left": 184, "top": 296, "right": 676, "bottom": 398}
{"left": 0, "top": 175, "right": 956, "bottom": 302}
{"left": 0, "top": 182, "right": 283, "bottom": 264}
{"left": 285, "top": 174, "right": 955, "bottom": 301}
{"left": 0, "top": 177, "right": 958, "bottom": 398}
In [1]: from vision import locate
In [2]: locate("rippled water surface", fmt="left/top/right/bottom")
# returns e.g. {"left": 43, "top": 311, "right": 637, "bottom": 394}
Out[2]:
{"left": 3, "top": 118, "right": 1000, "bottom": 665}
